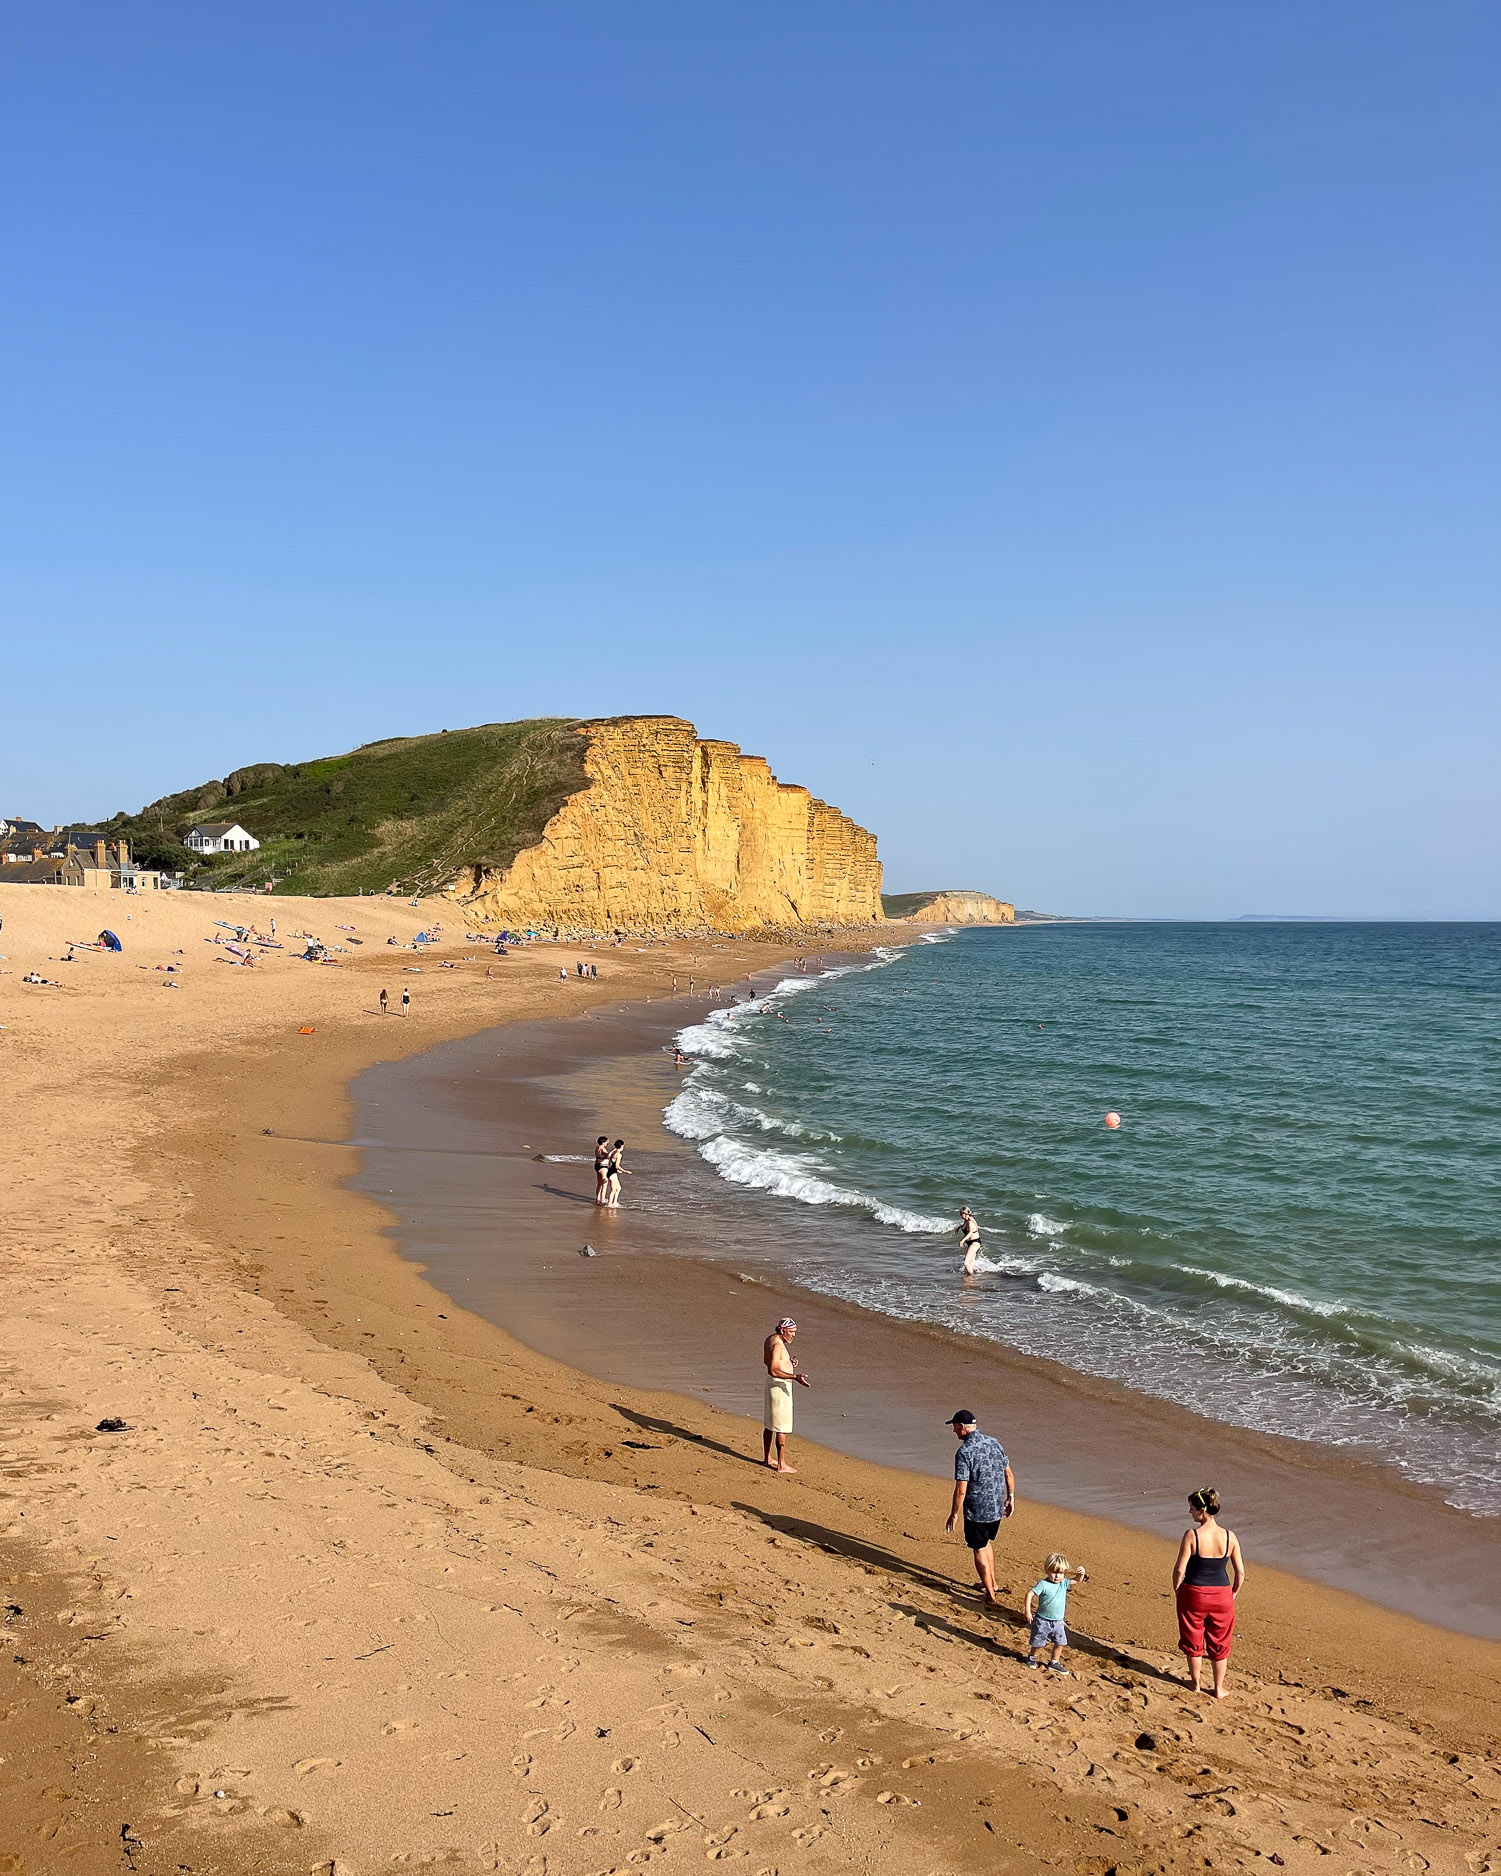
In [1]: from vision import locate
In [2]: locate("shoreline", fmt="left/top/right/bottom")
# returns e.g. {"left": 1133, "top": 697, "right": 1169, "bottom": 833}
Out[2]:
{"left": 5, "top": 882, "right": 1499, "bottom": 1873}
{"left": 352, "top": 977, "right": 1501, "bottom": 1642}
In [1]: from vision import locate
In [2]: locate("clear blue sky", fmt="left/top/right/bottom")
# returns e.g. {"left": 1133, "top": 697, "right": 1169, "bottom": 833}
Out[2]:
{"left": 2, "top": 4, "right": 1496, "bottom": 916}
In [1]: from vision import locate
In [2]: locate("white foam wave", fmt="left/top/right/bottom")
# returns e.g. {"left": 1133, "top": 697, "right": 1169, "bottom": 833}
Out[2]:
{"left": 542, "top": 1153, "right": 588, "bottom": 1162}
{"left": 663, "top": 1084, "right": 837, "bottom": 1145}
{"left": 1177, "top": 1265, "right": 1353, "bottom": 1320}
{"left": 1036, "top": 1271, "right": 1104, "bottom": 1296}
{"left": 673, "top": 1014, "right": 744, "bottom": 1060}
{"left": 969, "top": 1253, "right": 1042, "bottom": 1277}
{"left": 696, "top": 1134, "right": 950, "bottom": 1234}
{"left": 1027, "top": 1211, "right": 1068, "bottom": 1239}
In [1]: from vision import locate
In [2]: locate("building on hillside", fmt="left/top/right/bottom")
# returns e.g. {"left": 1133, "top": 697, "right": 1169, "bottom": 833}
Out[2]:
{"left": 185, "top": 821, "right": 260, "bottom": 855}
{"left": 0, "top": 817, "right": 42, "bottom": 842}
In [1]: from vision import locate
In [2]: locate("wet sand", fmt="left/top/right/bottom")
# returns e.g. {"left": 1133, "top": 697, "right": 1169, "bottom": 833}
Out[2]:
{"left": 353, "top": 992, "right": 1501, "bottom": 1640}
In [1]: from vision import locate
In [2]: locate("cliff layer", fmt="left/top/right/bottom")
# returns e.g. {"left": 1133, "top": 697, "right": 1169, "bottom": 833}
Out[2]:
{"left": 456, "top": 717, "right": 882, "bottom": 933}
{"left": 882, "top": 889, "right": 1015, "bottom": 925}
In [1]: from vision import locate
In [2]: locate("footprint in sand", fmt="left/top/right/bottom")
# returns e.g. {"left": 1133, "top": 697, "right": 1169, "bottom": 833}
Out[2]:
{"left": 792, "top": 1825, "right": 825, "bottom": 1847}
{"left": 293, "top": 1757, "right": 341, "bottom": 1775}
{"left": 611, "top": 1756, "right": 640, "bottom": 1775}
{"left": 600, "top": 1788, "right": 623, "bottom": 1810}
{"left": 511, "top": 1753, "right": 532, "bottom": 1777}
{"left": 521, "top": 1796, "right": 554, "bottom": 1836}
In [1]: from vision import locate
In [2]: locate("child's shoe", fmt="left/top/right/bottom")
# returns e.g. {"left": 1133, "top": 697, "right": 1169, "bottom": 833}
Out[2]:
{"left": 1047, "top": 1663, "right": 1070, "bottom": 1676}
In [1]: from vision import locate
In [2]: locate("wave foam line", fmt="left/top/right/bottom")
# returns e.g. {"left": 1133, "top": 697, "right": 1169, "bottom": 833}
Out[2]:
{"left": 696, "top": 1134, "right": 951, "bottom": 1235}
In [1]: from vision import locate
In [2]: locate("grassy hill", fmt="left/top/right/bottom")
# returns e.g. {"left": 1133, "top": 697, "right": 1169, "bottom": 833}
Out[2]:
{"left": 102, "top": 718, "right": 590, "bottom": 897}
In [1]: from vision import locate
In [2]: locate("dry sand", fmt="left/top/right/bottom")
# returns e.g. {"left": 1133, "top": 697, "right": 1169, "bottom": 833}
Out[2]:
{"left": 1, "top": 879, "right": 1497, "bottom": 1876}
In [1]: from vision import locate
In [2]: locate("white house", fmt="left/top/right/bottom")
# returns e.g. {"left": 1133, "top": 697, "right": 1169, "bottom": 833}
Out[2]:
{"left": 185, "top": 821, "right": 261, "bottom": 855}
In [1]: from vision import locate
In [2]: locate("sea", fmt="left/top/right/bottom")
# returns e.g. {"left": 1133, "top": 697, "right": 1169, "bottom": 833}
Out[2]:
{"left": 665, "top": 922, "right": 1501, "bottom": 1517}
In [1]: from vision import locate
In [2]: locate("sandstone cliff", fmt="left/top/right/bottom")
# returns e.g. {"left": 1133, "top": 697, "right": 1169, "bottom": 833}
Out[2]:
{"left": 453, "top": 717, "right": 882, "bottom": 934}
{"left": 882, "top": 889, "right": 1015, "bottom": 925}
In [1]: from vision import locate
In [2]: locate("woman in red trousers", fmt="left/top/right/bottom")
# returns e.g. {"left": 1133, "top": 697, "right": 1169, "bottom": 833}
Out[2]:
{"left": 1172, "top": 1487, "right": 1245, "bottom": 1698}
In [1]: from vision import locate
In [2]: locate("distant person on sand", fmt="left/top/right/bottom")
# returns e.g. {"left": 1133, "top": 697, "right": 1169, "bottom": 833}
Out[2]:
{"left": 379, "top": 988, "right": 388, "bottom": 1015}
{"left": 763, "top": 1318, "right": 810, "bottom": 1472}
{"left": 401, "top": 986, "right": 410, "bottom": 1016}
{"left": 945, "top": 1410, "right": 1014, "bottom": 1610}
{"left": 605, "top": 1139, "right": 627, "bottom": 1207}
{"left": 957, "top": 1206, "right": 983, "bottom": 1274}
{"left": 1172, "top": 1488, "right": 1244, "bottom": 1698}
{"left": 593, "top": 1136, "right": 611, "bottom": 1204}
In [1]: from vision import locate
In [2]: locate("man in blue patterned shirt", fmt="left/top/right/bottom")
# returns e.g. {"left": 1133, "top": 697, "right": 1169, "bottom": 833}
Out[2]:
{"left": 944, "top": 1409, "right": 1015, "bottom": 1609}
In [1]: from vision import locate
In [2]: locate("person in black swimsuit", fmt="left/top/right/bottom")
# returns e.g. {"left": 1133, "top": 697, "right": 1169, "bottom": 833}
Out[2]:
{"left": 593, "top": 1137, "right": 611, "bottom": 1205}
{"left": 1171, "top": 1487, "right": 1245, "bottom": 1697}
{"left": 956, "top": 1207, "right": 983, "bottom": 1274}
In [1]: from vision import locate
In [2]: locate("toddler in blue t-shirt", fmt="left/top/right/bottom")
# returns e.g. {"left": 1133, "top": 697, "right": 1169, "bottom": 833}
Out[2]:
{"left": 1024, "top": 1552, "right": 1088, "bottom": 1675}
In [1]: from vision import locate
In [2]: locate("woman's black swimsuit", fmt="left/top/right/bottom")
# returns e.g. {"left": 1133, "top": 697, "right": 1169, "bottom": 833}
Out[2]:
{"left": 1182, "top": 1527, "right": 1233, "bottom": 1587}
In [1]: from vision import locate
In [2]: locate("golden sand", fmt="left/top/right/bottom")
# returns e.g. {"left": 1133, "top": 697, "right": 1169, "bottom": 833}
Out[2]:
{"left": 1, "top": 880, "right": 1497, "bottom": 1875}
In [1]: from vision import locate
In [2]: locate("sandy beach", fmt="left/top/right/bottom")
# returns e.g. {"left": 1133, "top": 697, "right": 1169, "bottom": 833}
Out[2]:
{"left": 3, "top": 879, "right": 1499, "bottom": 1876}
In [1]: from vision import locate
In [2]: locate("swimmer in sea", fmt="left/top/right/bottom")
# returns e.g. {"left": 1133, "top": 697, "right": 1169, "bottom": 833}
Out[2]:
{"left": 957, "top": 1206, "right": 983, "bottom": 1275}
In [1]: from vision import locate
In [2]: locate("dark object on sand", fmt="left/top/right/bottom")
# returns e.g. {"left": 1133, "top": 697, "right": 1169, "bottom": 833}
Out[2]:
{"left": 95, "top": 1417, "right": 130, "bottom": 1432}
{"left": 580, "top": 1243, "right": 598, "bottom": 1257}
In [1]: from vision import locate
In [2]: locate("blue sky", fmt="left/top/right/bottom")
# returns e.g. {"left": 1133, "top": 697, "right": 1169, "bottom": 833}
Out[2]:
{"left": 2, "top": 4, "right": 1496, "bottom": 915}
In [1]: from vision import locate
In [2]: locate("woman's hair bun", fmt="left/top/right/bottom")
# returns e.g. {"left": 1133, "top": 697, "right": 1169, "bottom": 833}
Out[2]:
{"left": 1189, "top": 1487, "right": 1220, "bottom": 1515}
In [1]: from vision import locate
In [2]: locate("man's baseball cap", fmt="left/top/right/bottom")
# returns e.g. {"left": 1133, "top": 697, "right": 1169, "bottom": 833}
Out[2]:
{"left": 946, "top": 1410, "right": 977, "bottom": 1426}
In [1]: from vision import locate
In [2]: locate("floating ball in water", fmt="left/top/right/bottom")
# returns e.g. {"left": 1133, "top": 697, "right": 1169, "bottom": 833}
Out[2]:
{"left": 1104, "top": 1110, "right": 1122, "bottom": 1130}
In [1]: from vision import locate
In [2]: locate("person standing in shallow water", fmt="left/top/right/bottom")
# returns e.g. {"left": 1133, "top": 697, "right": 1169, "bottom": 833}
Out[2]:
{"left": 605, "top": 1139, "right": 627, "bottom": 1208}
{"left": 1172, "top": 1487, "right": 1244, "bottom": 1698}
{"left": 945, "top": 1410, "right": 1014, "bottom": 1609}
{"left": 762, "top": 1318, "right": 810, "bottom": 1472}
{"left": 593, "top": 1136, "right": 611, "bottom": 1205}
{"left": 957, "top": 1206, "right": 983, "bottom": 1274}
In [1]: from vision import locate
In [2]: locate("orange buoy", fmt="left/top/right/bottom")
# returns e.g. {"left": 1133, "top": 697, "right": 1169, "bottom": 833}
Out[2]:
{"left": 1104, "top": 1110, "right": 1121, "bottom": 1130}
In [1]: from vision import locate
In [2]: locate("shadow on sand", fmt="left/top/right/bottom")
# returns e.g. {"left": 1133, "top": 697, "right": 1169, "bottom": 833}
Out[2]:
{"left": 730, "top": 1503, "right": 1182, "bottom": 1685}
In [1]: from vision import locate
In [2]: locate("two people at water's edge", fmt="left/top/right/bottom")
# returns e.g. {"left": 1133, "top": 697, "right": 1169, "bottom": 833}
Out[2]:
{"left": 762, "top": 1317, "right": 810, "bottom": 1472}
{"left": 1172, "top": 1486, "right": 1244, "bottom": 1696}
{"left": 593, "top": 1136, "right": 627, "bottom": 1208}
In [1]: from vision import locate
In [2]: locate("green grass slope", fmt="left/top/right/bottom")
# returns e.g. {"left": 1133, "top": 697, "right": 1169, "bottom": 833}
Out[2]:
{"left": 102, "top": 718, "right": 590, "bottom": 897}
{"left": 881, "top": 891, "right": 954, "bottom": 918}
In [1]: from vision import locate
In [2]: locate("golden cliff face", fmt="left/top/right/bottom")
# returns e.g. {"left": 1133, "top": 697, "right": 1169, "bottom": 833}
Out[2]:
{"left": 456, "top": 717, "right": 882, "bottom": 933}
{"left": 898, "top": 891, "right": 1016, "bottom": 925}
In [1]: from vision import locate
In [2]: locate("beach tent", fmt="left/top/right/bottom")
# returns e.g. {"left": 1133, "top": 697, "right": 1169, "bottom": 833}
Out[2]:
{"left": 98, "top": 929, "right": 122, "bottom": 951}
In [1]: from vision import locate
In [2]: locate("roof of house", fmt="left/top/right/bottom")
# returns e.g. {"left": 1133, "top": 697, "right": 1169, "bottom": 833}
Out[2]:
{"left": 188, "top": 822, "right": 246, "bottom": 836}
{"left": 2, "top": 852, "right": 107, "bottom": 884}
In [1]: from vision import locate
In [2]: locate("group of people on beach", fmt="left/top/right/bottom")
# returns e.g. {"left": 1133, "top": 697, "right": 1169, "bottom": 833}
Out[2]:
{"left": 761, "top": 1315, "right": 1246, "bottom": 1695}
{"left": 593, "top": 1136, "right": 628, "bottom": 1207}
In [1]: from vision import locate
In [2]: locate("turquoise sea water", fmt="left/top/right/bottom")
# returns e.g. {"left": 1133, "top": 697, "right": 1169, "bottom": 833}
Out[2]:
{"left": 666, "top": 923, "right": 1501, "bottom": 1514}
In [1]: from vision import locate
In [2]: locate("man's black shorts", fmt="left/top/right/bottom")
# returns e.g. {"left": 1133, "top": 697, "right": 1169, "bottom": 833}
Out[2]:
{"left": 964, "top": 1518, "right": 1001, "bottom": 1550}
